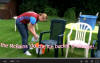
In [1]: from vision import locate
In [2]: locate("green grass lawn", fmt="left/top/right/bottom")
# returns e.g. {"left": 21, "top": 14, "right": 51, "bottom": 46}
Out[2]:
{"left": 0, "top": 16, "right": 98, "bottom": 58}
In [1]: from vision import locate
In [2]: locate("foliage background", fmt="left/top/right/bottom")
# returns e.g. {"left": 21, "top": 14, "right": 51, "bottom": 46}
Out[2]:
{"left": 18, "top": 0, "right": 100, "bottom": 20}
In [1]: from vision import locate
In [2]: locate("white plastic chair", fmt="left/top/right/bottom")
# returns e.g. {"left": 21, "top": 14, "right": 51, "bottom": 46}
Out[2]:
{"left": 65, "top": 22, "right": 92, "bottom": 58}
{"left": 13, "top": 16, "right": 39, "bottom": 32}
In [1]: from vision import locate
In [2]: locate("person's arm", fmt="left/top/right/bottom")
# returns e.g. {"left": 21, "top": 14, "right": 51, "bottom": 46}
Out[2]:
{"left": 28, "top": 23, "right": 38, "bottom": 40}
{"left": 28, "top": 17, "right": 38, "bottom": 40}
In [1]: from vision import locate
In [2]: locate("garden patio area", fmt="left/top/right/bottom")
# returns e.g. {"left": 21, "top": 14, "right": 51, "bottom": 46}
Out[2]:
{"left": 0, "top": 16, "right": 98, "bottom": 58}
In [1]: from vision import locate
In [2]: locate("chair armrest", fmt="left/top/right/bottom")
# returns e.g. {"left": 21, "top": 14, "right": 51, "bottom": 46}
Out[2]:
{"left": 40, "top": 31, "right": 50, "bottom": 34}
{"left": 58, "top": 34, "right": 63, "bottom": 37}
{"left": 58, "top": 34, "right": 64, "bottom": 45}
{"left": 39, "top": 31, "right": 50, "bottom": 44}
{"left": 92, "top": 40, "right": 97, "bottom": 47}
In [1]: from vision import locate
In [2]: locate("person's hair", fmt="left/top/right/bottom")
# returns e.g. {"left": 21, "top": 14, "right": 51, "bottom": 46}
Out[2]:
{"left": 39, "top": 13, "right": 48, "bottom": 19}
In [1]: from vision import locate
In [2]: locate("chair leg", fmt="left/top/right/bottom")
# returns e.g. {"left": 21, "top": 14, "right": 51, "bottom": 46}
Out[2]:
{"left": 71, "top": 47, "right": 74, "bottom": 53}
{"left": 15, "top": 22, "right": 16, "bottom": 32}
{"left": 61, "top": 48, "right": 64, "bottom": 56}
{"left": 54, "top": 48, "right": 58, "bottom": 57}
{"left": 65, "top": 47, "right": 69, "bottom": 58}
{"left": 91, "top": 48, "right": 95, "bottom": 57}
{"left": 38, "top": 48, "right": 40, "bottom": 57}
{"left": 85, "top": 49, "right": 89, "bottom": 58}
{"left": 47, "top": 48, "right": 50, "bottom": 52}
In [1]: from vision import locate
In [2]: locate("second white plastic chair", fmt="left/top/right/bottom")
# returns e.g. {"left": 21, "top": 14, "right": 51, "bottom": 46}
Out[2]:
{"left": 65, "top": 22, "right": 92, "bottom": 58}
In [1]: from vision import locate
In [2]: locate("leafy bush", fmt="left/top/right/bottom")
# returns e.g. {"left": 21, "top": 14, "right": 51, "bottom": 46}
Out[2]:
{"left": 44, "top": 6, "right": 58, "bottom": 16}
{"left": 64, "top": 7, "right": 76, "bottom": 22}
{"left": 19, "top": 0, "right": 47, "bottom": 13}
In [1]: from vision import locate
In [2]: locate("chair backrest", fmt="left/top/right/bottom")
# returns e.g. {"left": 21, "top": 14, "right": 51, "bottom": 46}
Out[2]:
{"left": 50, "top": 19, "right": 66, "bottom": 40}
{"left": 68, "top": 22, "right": 92, "bottom": 44}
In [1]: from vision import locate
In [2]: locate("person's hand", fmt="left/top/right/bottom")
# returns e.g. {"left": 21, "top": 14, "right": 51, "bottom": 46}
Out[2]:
{"left": 34, "top": 34, "right": 39, "bottom": 40}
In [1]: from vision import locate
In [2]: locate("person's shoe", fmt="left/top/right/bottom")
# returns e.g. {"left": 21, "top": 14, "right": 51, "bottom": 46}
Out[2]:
{"left": 24, "top": 51, "right": 32, "bottom": 56}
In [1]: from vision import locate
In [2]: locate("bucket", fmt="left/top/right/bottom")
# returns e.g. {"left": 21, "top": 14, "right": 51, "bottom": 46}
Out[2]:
{"left": 80, "top": 15, "right": 98, "bottom": 30}
{"left": 35, "top": 43, "right": 46, "bottom": 55}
